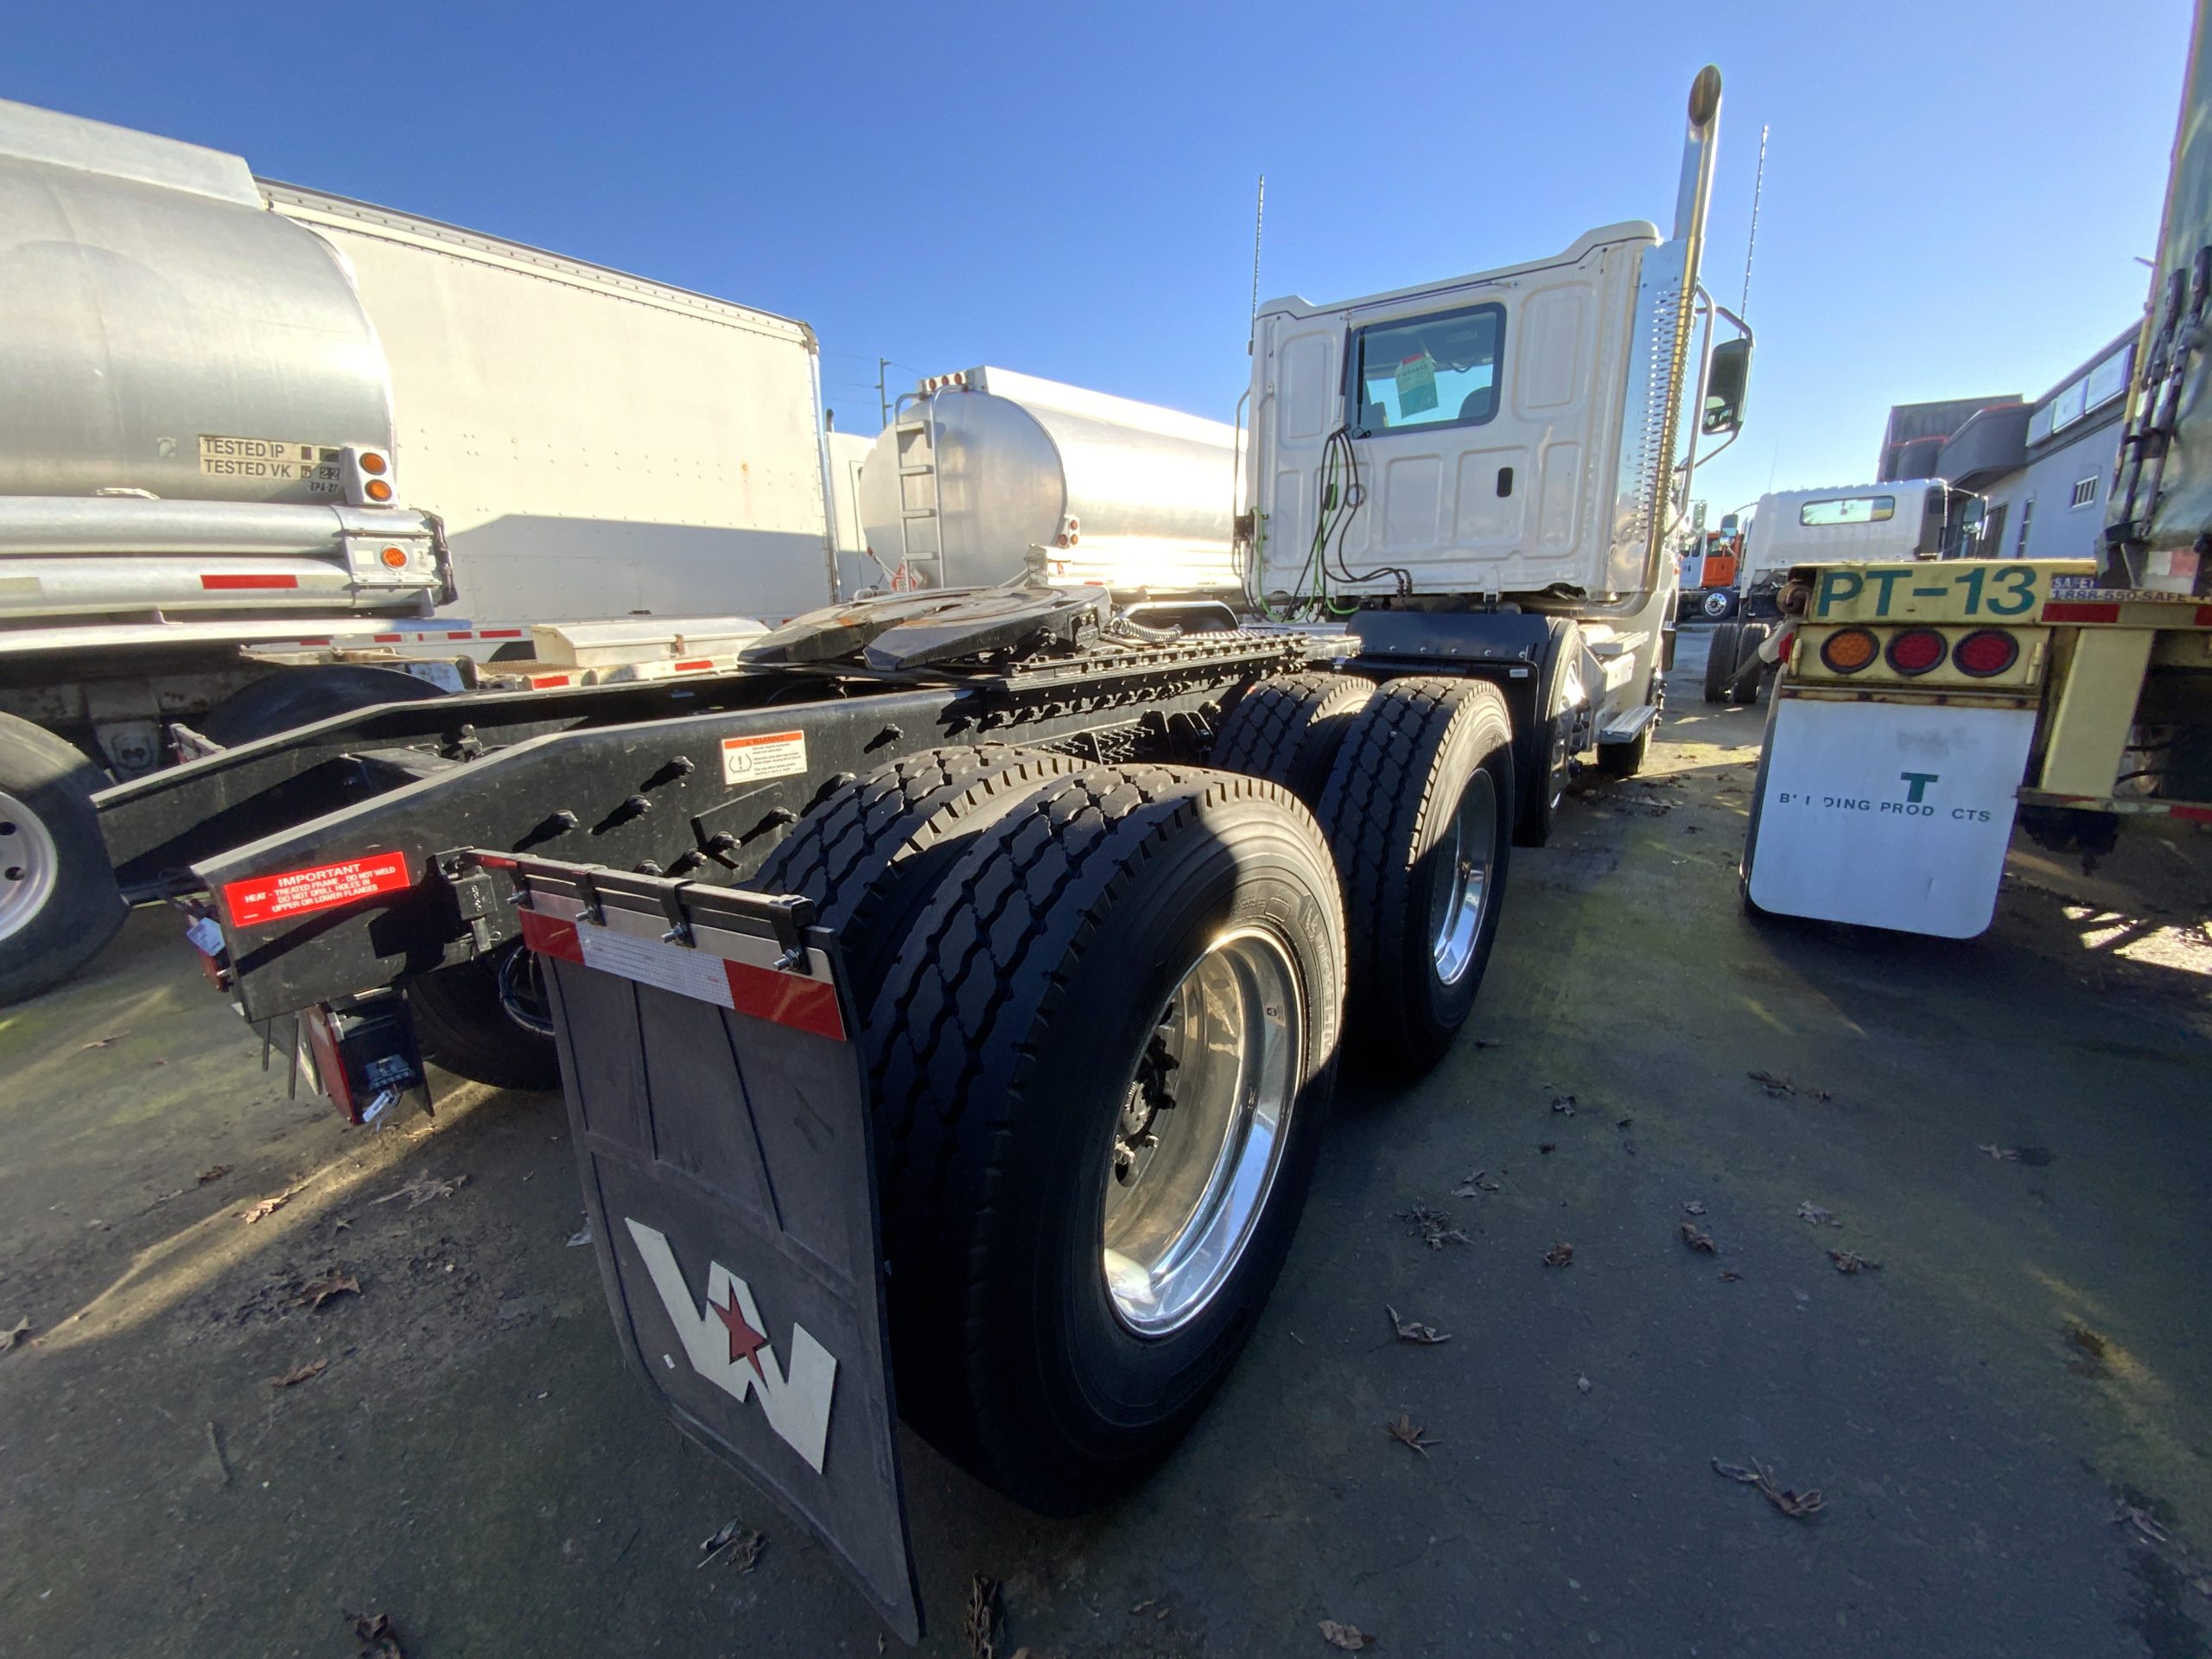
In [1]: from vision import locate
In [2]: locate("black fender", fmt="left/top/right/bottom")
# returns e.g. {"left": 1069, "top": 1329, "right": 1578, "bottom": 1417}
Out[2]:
{"left": 1345, "top": 610, "right": 1587, "bottom": 836}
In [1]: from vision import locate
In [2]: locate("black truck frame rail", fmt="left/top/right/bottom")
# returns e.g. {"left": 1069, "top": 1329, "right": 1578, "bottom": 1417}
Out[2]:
{"left": 95, "top": 588, "right": 1319, "bottom": 1023}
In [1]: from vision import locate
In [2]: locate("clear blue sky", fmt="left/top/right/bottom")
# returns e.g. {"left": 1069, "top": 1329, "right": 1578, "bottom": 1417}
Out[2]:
{"left": 9, "top": 0, "right": 2191, "bottom": 517}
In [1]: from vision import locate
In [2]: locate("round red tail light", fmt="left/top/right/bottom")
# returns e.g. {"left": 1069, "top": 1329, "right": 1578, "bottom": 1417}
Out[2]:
{"left": 1819, "top": 626, "right": 1879, "bottom": 674}
{"left": 1953, "top": 629, "right": 2019, "bottom": 677}
{"left": 1885, "top": 627, "right": 1947, "bottom": 676}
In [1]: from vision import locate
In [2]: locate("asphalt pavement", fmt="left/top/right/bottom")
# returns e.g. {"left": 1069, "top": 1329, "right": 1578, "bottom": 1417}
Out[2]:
{"left": 3, "top": 632, "right": 2209, "bottom": 1658}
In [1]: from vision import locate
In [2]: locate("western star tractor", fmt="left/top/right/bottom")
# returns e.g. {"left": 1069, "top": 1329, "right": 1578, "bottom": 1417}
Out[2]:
{"left": 90, "top": 70, "right": 1751, "bottom": 1637}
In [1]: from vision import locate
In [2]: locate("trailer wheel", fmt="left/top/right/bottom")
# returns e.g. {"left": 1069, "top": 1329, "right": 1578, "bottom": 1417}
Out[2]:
{"left": 407, "top": 941, "right": 559, "bottom": 1092}
{"left": 0, "top": 715, "right": 127, "bottom": 1006}
{"left": 1209, "top": 671, "right": 1374, "bottom": 807}
{"left": 1703, "top": 621, "right": 1741, "bottom": 703}
{"left": 867, "top": 766, "right": 1344, "bottom": 1512}
{"left": 747, "top": 743, "right": 1085, "bottom": 1007}
{"left": 197, "top": 664, "right": 448, "bottom": 747}
{"left": 1317, "top": 677, "right": 1514, "bottom": 1077}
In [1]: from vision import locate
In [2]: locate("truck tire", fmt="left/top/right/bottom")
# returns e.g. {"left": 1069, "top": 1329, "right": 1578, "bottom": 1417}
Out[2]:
{"left": 866, "top": 765, "right": 1344, "bottom": 1512}
{"left": 1730, "top": 621, "right": 1771, "bottom": 704}
{"left": 407, "top": 940, "right": 559, "bottom": 1092}
{"left": 1209, "top": 671, "right": 1374, "bottom": 808}
{"left": 0, "top": 715, "right": 128, "bottom": 1005}
{"left": 197, "top": 664, "right": 448, "bottom": 747}
{"left": 747, "top": 742, "right": 1085, "bottom": 1007}
{"left": 1703, "top": 621, "right": 1741, "bottom": 703}
{"left": 1700, "top": 588, "right": 1738, "bottom": 620}
{"left": 1316, "top": 677, "right": 1515, "bottom": 1077}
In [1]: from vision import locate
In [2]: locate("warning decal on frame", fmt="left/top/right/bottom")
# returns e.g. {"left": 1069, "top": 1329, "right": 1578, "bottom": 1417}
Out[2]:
{"left": 223, "top": 849, "right": 410, "bottom": 927}
{"left": 721, "top": 730, "right": 808, "bottom": 785}
{"left": 1395, "top": 353, "right": 1439, "bottom": 416}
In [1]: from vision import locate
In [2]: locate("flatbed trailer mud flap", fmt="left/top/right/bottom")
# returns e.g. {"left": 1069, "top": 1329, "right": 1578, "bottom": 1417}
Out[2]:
{"left": 477, "top": 851, "right": 923, "bottom": 1642}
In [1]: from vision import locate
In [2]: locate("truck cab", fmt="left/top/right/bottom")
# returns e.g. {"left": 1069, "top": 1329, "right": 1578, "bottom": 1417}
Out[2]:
{"left": 1240, "top": 66, "right": 1749, "bottom": 842}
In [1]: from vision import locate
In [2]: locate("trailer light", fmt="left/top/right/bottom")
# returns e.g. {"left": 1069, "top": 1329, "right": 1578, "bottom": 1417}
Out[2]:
{"left": 1819, "top": 626, "right": 1878, "bottom": 674}
{"left": 359, "top": 451, "right": 389, "bottom": 476}
{"left": 378, "top": 545, "right": 409, "bottom": 569}
{"left": 1953, "top": 629, "right": 2019, "bottom": 678}
{"left": 1885, "top": 627, "right": 1947, "bottom": 676}
{"left": 365, "top": 479, "right": 394, "bottom": 502}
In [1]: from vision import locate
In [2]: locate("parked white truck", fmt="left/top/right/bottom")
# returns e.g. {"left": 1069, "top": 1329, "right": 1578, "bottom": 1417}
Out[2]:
{"left": 0, "top": 99, "right": 841, "bottom": 1001}
{"left": 1701, "top": 479, "right": 1966, "bottom": 703}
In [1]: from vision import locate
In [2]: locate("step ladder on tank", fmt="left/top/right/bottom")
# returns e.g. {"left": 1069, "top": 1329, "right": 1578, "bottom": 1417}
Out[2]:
{"left": 890, "top": 392, "right": 944, "bottom": 591}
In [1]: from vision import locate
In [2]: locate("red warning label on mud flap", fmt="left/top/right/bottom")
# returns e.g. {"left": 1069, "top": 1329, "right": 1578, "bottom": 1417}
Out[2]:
{"left": 222, "top": 850, "right": 411, "bottom": 927}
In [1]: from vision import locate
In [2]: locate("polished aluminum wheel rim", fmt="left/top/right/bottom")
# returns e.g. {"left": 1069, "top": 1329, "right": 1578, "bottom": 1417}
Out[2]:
{"left": 1100, "top": 927, "right": 1302, "bottom": 1336}
{"left": 1430, "top": 770, "right": 1497, "bottom": 987}
{"left": 0, "top": 790, "right": 59, "bottom": 945}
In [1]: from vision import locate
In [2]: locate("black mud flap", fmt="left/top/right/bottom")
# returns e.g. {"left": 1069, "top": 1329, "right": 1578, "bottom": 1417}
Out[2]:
{"left": 475, "top": 851, "right": 923, "bottom": 1643}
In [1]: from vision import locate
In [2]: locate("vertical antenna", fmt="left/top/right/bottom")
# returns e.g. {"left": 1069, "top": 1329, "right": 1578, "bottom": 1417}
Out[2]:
{"left": 1250, "top": 173, "right": 1266, "bottom": 320}
{"left": 1740, "top": 124, "right": 1769, "bottom": 317}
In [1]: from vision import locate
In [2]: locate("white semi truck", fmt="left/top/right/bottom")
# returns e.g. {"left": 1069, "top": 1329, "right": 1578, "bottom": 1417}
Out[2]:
{"left": 96, "top": 67, "right": 1752, "bottom": 1640}
{"left": 0, "top": 99, "right": 842, "bottom": 1001}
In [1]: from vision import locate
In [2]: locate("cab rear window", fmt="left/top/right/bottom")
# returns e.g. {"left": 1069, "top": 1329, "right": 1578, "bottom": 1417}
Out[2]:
{"left": 1345, "top": 302, "right": 1505, "bottom": 435}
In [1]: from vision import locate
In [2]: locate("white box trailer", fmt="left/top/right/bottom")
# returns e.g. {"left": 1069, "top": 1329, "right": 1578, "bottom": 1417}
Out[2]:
{"left": 264, "top": 183, "right": 837, "bottom": 625}
{"left": 0, "top": 99, "right": 840, "bottom": 1003}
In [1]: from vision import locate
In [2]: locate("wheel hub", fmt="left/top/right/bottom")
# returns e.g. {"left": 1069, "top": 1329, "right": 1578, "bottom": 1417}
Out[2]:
{"left": 1100, "top": 927, "right": 1302, "bottom": 1336}
{"left": 1430, "top": 769, "right": 1498, "bottom": 987}
{"left": 0, "top": 790, "right": 60, "bottom": 946}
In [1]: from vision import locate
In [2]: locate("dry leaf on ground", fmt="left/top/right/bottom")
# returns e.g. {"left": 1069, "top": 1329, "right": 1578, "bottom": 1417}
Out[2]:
{"left": 1713, "top": 1457, "right": 1825, "bottom": 1520}
{"left": 240, "top": 1189, "right": 297, "bottom": 1224}
{"left": 1538, "top": 1142, "right": 1557, "bottom": 1155}
{"left": 79, "top": 1034, "right": 122, "bottom": 1050}
{"left": 1319, "top": 1619, "right": 1375, "bottom": 1650}
{"left": 1452, "top": 1170, "right": 1500, "bottom": 1198}
{"left": 1827, "top": 1249, "right": 1881, "bottom": 1274}
{"left": 289, "top": 1272, "right": 360, "bottom": 1311}
{"left": 1719, "top": 1270, "right": 1745, "bottom": 1283}
{"left": 372, "top": 1172, "right": 466, "bottom": 1210}
{"left": 1576, "top": 1375, "right": 1592, "bottom": 1395}
{"left": 1748, "top": 1070, "right": 1796, "bottom": 1098}
{"left": 1680, "top": 1224, "right": 1718, "bottom": 1255}
{"left": 697, "top": 1521, "right": 766, "bottom": 1572}
{"left": 270, "top": 1358, "right": 328, "bottom": 1388}
{"left": 965, "top": 1573, "right": 1002, "bottom": 1659}
{"left": 1398, "top": 1207, "right": 1471, "bottom": 1250}
{"left": 1542, "top": 1241, "right": 1574, "bottom": 1268}
{"left": 2, "top": 1317, "right": 32, "bottom": 1351}
{"left": 197, "top": 1165, "right": 232, "bottom": 1185}
{"left": 345, "top": 1610, "right": 404, "bottom": 1659}
{"left": 1796, "top": 1201, "right": 1841, "bottom": 1227}
{"left": 1386, "top": 1413, "right": 1440, "bottom": 1458}
{"left": 1980, "top": 1144, "right": 2022, "bottom": 1160}
{"left": 1682, "top": 1200, "right": 1707, "bottom": 1216}
{"left": 1386, "top": 1306, "right": 1452, "bottom": 1344}
{"left": 1551, "top": 1095, "right": 1578, "bottom": 1116}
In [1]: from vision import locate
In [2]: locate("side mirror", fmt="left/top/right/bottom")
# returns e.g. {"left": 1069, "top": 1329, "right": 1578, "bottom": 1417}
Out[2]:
{"left": 1702, "top": 338, "right": 1751, "bottom": 436}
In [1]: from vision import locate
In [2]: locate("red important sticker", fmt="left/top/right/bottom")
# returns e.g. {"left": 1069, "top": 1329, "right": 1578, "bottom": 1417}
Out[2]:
{"left": 222, "top": 850, "right": 411, "bottom": 927}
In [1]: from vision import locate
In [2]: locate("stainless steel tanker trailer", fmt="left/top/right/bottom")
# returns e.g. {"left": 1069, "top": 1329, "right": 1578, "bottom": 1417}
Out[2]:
{"left": 853, "top": 363, "right": 1247, "bottom": 617}
{"left": 93, "top": 67, "right": 1750, "bottom": 1640}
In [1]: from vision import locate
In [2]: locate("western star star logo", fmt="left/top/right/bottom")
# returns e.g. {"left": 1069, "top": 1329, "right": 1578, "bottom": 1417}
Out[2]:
{"left": 625, "top": 1218, "right": 838, "bottom": 1472}
{"left": 712, "top": 1287, "right": 770, "bottom": 1379}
